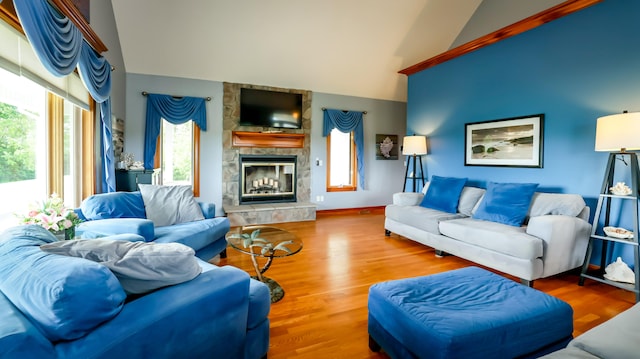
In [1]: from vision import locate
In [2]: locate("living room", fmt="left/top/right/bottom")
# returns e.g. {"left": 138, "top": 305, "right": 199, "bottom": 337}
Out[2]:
{"left": 1, "top": 0, "right": 640, "bottom": 358}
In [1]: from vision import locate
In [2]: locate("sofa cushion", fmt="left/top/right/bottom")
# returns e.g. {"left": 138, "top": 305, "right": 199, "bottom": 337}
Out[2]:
{"left": 473, "top": 182, "right": 539, "bottom": 226}
{"left": 80, "top": 191, "right": 147, "bottom": 220}
{"left": 439, "top": 218, "right": 543, "bottom": 260}
{"left": 153, "top": 216, "right": 230, "bottom": 252}
{"left": 528, "top": 192, "right": 586, "bottom": 217}
{"left": 458, "top": 186, "right": 485, "bottom": 216}
{"left": 420, "top": 176, "right": 467, "bottom": 213}
{"left": 0, "top": 225, "right": 126, "bottom": 342}
{"left": 139, "top": 184, "right": 205, "bottom": 227}
{"left": 386, "top": 204, "right": 465, "bottom": 235}
{"left": 563, "top": 302, "right": 640, "bottom": 359}
{"left": 40, "top": 238, "right": 202, "bottom": 294}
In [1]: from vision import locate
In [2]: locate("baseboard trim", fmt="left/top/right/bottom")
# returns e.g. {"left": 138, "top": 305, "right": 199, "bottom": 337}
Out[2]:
{"left": 317, "top": 206, "right": 385, "bottom": 216}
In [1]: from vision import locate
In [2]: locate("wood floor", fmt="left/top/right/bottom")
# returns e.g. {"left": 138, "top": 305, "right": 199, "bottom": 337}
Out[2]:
{"left": 218, "top": 208, "right": 636, "bottom": 358}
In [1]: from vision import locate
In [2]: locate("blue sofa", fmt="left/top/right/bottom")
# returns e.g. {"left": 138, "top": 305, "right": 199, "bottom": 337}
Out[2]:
{"left": 0, "top": 225, "right": 270, "bottom": 359}
{"left": 75, "top": 191, "right": 229, "bottom": 261}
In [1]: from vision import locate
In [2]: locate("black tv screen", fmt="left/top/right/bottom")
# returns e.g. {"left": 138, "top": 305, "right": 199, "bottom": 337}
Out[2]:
{"left": 240, "top": 88, "right": 303, "bottom": 129}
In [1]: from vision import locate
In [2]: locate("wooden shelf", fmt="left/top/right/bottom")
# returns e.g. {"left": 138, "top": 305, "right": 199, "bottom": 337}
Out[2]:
{"left": 232, "top": 131, "right": 305, "bottom": 148}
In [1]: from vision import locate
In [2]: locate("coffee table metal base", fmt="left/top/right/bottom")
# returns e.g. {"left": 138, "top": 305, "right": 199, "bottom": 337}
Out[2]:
{"left": 252, "top": 276, "right": 284, "bottom": 303}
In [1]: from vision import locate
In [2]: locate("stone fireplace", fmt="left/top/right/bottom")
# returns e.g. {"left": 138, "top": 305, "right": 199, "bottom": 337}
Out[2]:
{"left": 222, "top": 82, "right": 316, "bottom": 226}
{"left": 239, "top": 155, "right": 296, "bottom": 204}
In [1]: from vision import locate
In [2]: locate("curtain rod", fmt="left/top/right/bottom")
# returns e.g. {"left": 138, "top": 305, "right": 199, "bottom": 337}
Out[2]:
{"left": 322, "top": 107, "right": 367, "bottom": 114}
{"left": 141, "top": 91, "right": 212, "bottom": 101}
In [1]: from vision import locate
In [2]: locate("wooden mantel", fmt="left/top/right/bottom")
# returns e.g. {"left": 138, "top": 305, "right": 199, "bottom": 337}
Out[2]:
{"left": 232, "top": 131, "right": 305, "bottom": 148}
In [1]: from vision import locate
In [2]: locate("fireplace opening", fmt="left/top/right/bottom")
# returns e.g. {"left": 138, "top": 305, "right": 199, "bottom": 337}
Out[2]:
{"left": 239, "top": 155, "right": 296, "bottom": 204}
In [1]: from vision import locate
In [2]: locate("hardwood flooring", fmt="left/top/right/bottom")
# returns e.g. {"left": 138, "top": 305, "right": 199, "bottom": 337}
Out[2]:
{"left": 218, "top": 208, "right": 635, "bottom": 358}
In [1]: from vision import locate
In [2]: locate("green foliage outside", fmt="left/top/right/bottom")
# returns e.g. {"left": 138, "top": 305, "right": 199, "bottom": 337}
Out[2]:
{"left": 0, "top": 102, "right": 36, "bottom": 183}
{"left": 163, "top": 121, "right": 192, "bottom": 182}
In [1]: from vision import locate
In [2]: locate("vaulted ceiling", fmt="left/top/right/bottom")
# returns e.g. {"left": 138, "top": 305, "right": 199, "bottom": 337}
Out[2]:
{"left": 110, "top": 0, "right": 564, "bottom": 102}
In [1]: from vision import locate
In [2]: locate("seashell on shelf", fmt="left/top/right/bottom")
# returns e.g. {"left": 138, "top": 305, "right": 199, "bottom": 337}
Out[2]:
{"left": 610, "top": 182, "right": 632, "bottom": 196}
{"left": 603, "top": 226, "right": 634, "bottom": 239}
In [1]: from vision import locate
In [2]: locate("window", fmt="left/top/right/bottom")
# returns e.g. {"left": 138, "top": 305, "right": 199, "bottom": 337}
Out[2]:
{"left": 154, "top": 119, "right": 201, "bottom": 196}
{"left": 0, "top": 67, "right": 92, "bottom": 230}
{"left": 326, "top": 128, "right": 357, "bottom": 192}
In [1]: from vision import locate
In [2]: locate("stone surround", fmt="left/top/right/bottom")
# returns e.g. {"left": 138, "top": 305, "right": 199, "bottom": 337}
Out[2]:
{"left": 221, "top": 82, "right": 315, "bottom": 226}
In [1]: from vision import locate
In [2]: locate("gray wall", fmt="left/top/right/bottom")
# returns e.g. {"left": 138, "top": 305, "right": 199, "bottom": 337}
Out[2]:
{"left": 450, "top": 0, "right": 564, "bottom": 49}
{"left": 310, "top": 93, "right": 406, "bottom": 210}
{"left": 123, "top": 74, "right": 406, "bottom": 213}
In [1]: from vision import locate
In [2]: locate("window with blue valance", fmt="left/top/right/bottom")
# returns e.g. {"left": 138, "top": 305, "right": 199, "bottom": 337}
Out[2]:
{"left": 14, "top": 0, "right": 115, "bottom": 193}
{"left": 143, "top": 94, "right": 208, "bottom": 170}
{"left": 323, "top": 109, "right": 365, "bottom": 189}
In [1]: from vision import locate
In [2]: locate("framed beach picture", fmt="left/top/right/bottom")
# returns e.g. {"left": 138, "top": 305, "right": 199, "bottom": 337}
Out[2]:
{"left": 464, "top": 114, "right": 544, "bottom": 168}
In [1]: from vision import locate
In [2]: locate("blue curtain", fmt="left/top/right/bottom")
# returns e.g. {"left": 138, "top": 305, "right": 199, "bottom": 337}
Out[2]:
{"left": 15, "top": 0, "right": 115, "bottom": 193}
{"left": 13, "top": 0, "right": 82, "bottom": 77}
{"left": 144, "top": 94, "right": 208, "bottom": 169}
{"left": 323, "top": 109, "right": 365, "bottom": 189}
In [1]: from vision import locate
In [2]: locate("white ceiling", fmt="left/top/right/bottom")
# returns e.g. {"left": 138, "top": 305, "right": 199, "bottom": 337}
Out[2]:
{"left": 110, "top": 0, "right": 562, "bottom": 102}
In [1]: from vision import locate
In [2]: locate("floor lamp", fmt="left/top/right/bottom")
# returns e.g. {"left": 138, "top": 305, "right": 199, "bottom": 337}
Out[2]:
{"left": 402, "top": 135, "right": 427, "bottom": 192}
{"left": 579, "top": 111, "right": 640, "bottom": 301}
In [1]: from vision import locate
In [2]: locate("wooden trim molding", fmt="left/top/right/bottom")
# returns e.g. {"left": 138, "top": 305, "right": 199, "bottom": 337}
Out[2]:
{"left": 399, "top": 0, "right": 602, "bottom": 76}
{"left": 0, "top": 0, "right": 107, "bottom": 53}
{"left": 232, "top": 131, "right": 305, "bottom": 148}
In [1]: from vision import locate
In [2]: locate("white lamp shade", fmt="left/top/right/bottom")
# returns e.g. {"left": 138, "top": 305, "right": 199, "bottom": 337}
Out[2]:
{"left": 595, "top": 112, "right": 640, "bottom": 152}
{"left": 402, "top": 135, "right": 427, "bottom": 155}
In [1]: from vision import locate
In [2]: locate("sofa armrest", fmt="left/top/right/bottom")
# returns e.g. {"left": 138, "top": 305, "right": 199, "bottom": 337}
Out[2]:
{"left": 526, "top": 215, "right": 591, "bottom": 277}
{"left": 55, "top": 266, "right": 254, "bottom": 359}
{"left": 77, "top": 218, "right": 155, "bottom": 242}
{"left": 0, "top": 291, "right": 54, "bottom": 358}
{"left": 392, "top": 192, "right": 424, "bottom": 206}
{"left": 198, "top": 202, "right": 216, "bottom": 219}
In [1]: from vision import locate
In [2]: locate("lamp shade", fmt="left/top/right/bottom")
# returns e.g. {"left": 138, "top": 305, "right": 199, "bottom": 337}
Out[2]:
{"left": 402, "top": 135, "right": 427, "bottom": 155}
{"left": 595, "top": 112, "right": 640, "bottom": 152}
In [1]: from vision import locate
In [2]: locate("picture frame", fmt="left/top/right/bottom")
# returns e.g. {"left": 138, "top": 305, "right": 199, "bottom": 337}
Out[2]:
{"left": 464, "top": 114, "right": 544, "bottom": 168}
{"left": 375, "top": 134, "right": 398, "bottom": 160}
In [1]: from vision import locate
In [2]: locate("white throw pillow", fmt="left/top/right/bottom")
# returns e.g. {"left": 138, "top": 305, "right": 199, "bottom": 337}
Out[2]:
{"left": 40, "top": 238, "right": 202, "bottom": 294}
{"left": 138, "top": 184, "right": 204, "bottom": 227}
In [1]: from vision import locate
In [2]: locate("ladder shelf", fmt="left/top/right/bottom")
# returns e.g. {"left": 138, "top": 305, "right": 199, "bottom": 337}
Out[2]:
{"left": 578, "top": 152, "right": 640, "bottom": 302}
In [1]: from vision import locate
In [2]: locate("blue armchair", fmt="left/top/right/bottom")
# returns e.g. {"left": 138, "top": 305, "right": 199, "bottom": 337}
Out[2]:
{"left": 75, "top": 191, "right": 229, "bottom": 261}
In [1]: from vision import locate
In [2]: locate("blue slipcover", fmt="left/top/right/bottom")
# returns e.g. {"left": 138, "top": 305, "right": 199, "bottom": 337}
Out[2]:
{"left": 0, "top": 225, "right": 270, "bottom": 359}
{"left": 75, "top": 191, "right": 229, "bottom": 260}
{"left": 368, "top": 267, "right": 573, "bottom": 359}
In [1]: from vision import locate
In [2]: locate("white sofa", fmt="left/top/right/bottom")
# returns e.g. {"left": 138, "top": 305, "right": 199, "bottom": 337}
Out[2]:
{"left": 541, "top": 302, "right": 640, "bottom": 358}
{"left": 385, "top": 184, "right": 592, "bottom": 285}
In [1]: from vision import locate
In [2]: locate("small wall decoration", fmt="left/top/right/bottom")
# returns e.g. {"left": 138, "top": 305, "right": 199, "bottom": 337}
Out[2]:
{"left": 112, "top": 117, "right": 124, "bottom": 160}
{"left": 465, "top": 114, "right": 544, "bottom": 168}
{"left": 376, "top": 134, "right": 398, "bottom": 160}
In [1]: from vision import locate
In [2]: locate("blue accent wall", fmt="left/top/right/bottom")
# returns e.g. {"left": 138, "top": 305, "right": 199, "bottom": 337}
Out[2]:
{"left": 406, "top": 0, "right": 640, "bottom": 264}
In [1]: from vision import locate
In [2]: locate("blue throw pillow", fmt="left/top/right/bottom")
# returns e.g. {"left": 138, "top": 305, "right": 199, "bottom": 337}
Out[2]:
{"left": 80, "top": 191, "right": 147, "bottom": 220}
{"left": 473, "top": 182, "right": 539, "bottom": 226}
{"left": 419, "top": 176, "right": 468, "bottom": 213}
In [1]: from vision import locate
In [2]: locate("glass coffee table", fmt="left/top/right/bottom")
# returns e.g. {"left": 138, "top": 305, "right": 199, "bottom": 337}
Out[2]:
{"left": 226, "top": 226, "right": 303, "bottom": 303}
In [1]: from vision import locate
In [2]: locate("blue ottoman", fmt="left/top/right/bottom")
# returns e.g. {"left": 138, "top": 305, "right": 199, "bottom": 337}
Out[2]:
{"left": 368, "top": 267, "right": 573, "bottom": 359}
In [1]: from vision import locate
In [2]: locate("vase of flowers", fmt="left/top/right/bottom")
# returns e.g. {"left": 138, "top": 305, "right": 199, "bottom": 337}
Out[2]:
{"left": 18, "top": 193, "right": 82, "bottom": 240}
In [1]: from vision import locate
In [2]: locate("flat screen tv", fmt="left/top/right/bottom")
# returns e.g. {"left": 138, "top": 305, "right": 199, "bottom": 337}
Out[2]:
{"left": 240, "top": 88, "right": 303, "bottom": 129}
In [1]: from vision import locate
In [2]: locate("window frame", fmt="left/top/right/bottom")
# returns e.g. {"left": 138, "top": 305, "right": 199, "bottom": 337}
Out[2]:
{"left": 326, "top": 130, "right": 357, "bottom": 192}
{"left": 153, "top": 120, "right": 201, "bottom": 197}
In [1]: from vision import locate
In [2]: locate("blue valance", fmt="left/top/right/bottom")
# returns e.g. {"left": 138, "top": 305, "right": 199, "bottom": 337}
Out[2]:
{"left": 144, "top": 93, "right": 208, "bottom": 169}
{"left": 323, "top": 109, "right": 365, "bottom": 189}
{"left": 78, "top": 41, "right": 111, "bottom": 103}
{"left": 14, "top": 0, "right": 83, "bottom": 77}
{"left": 15, "top": 0, "right": 115, "bottom": 193}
